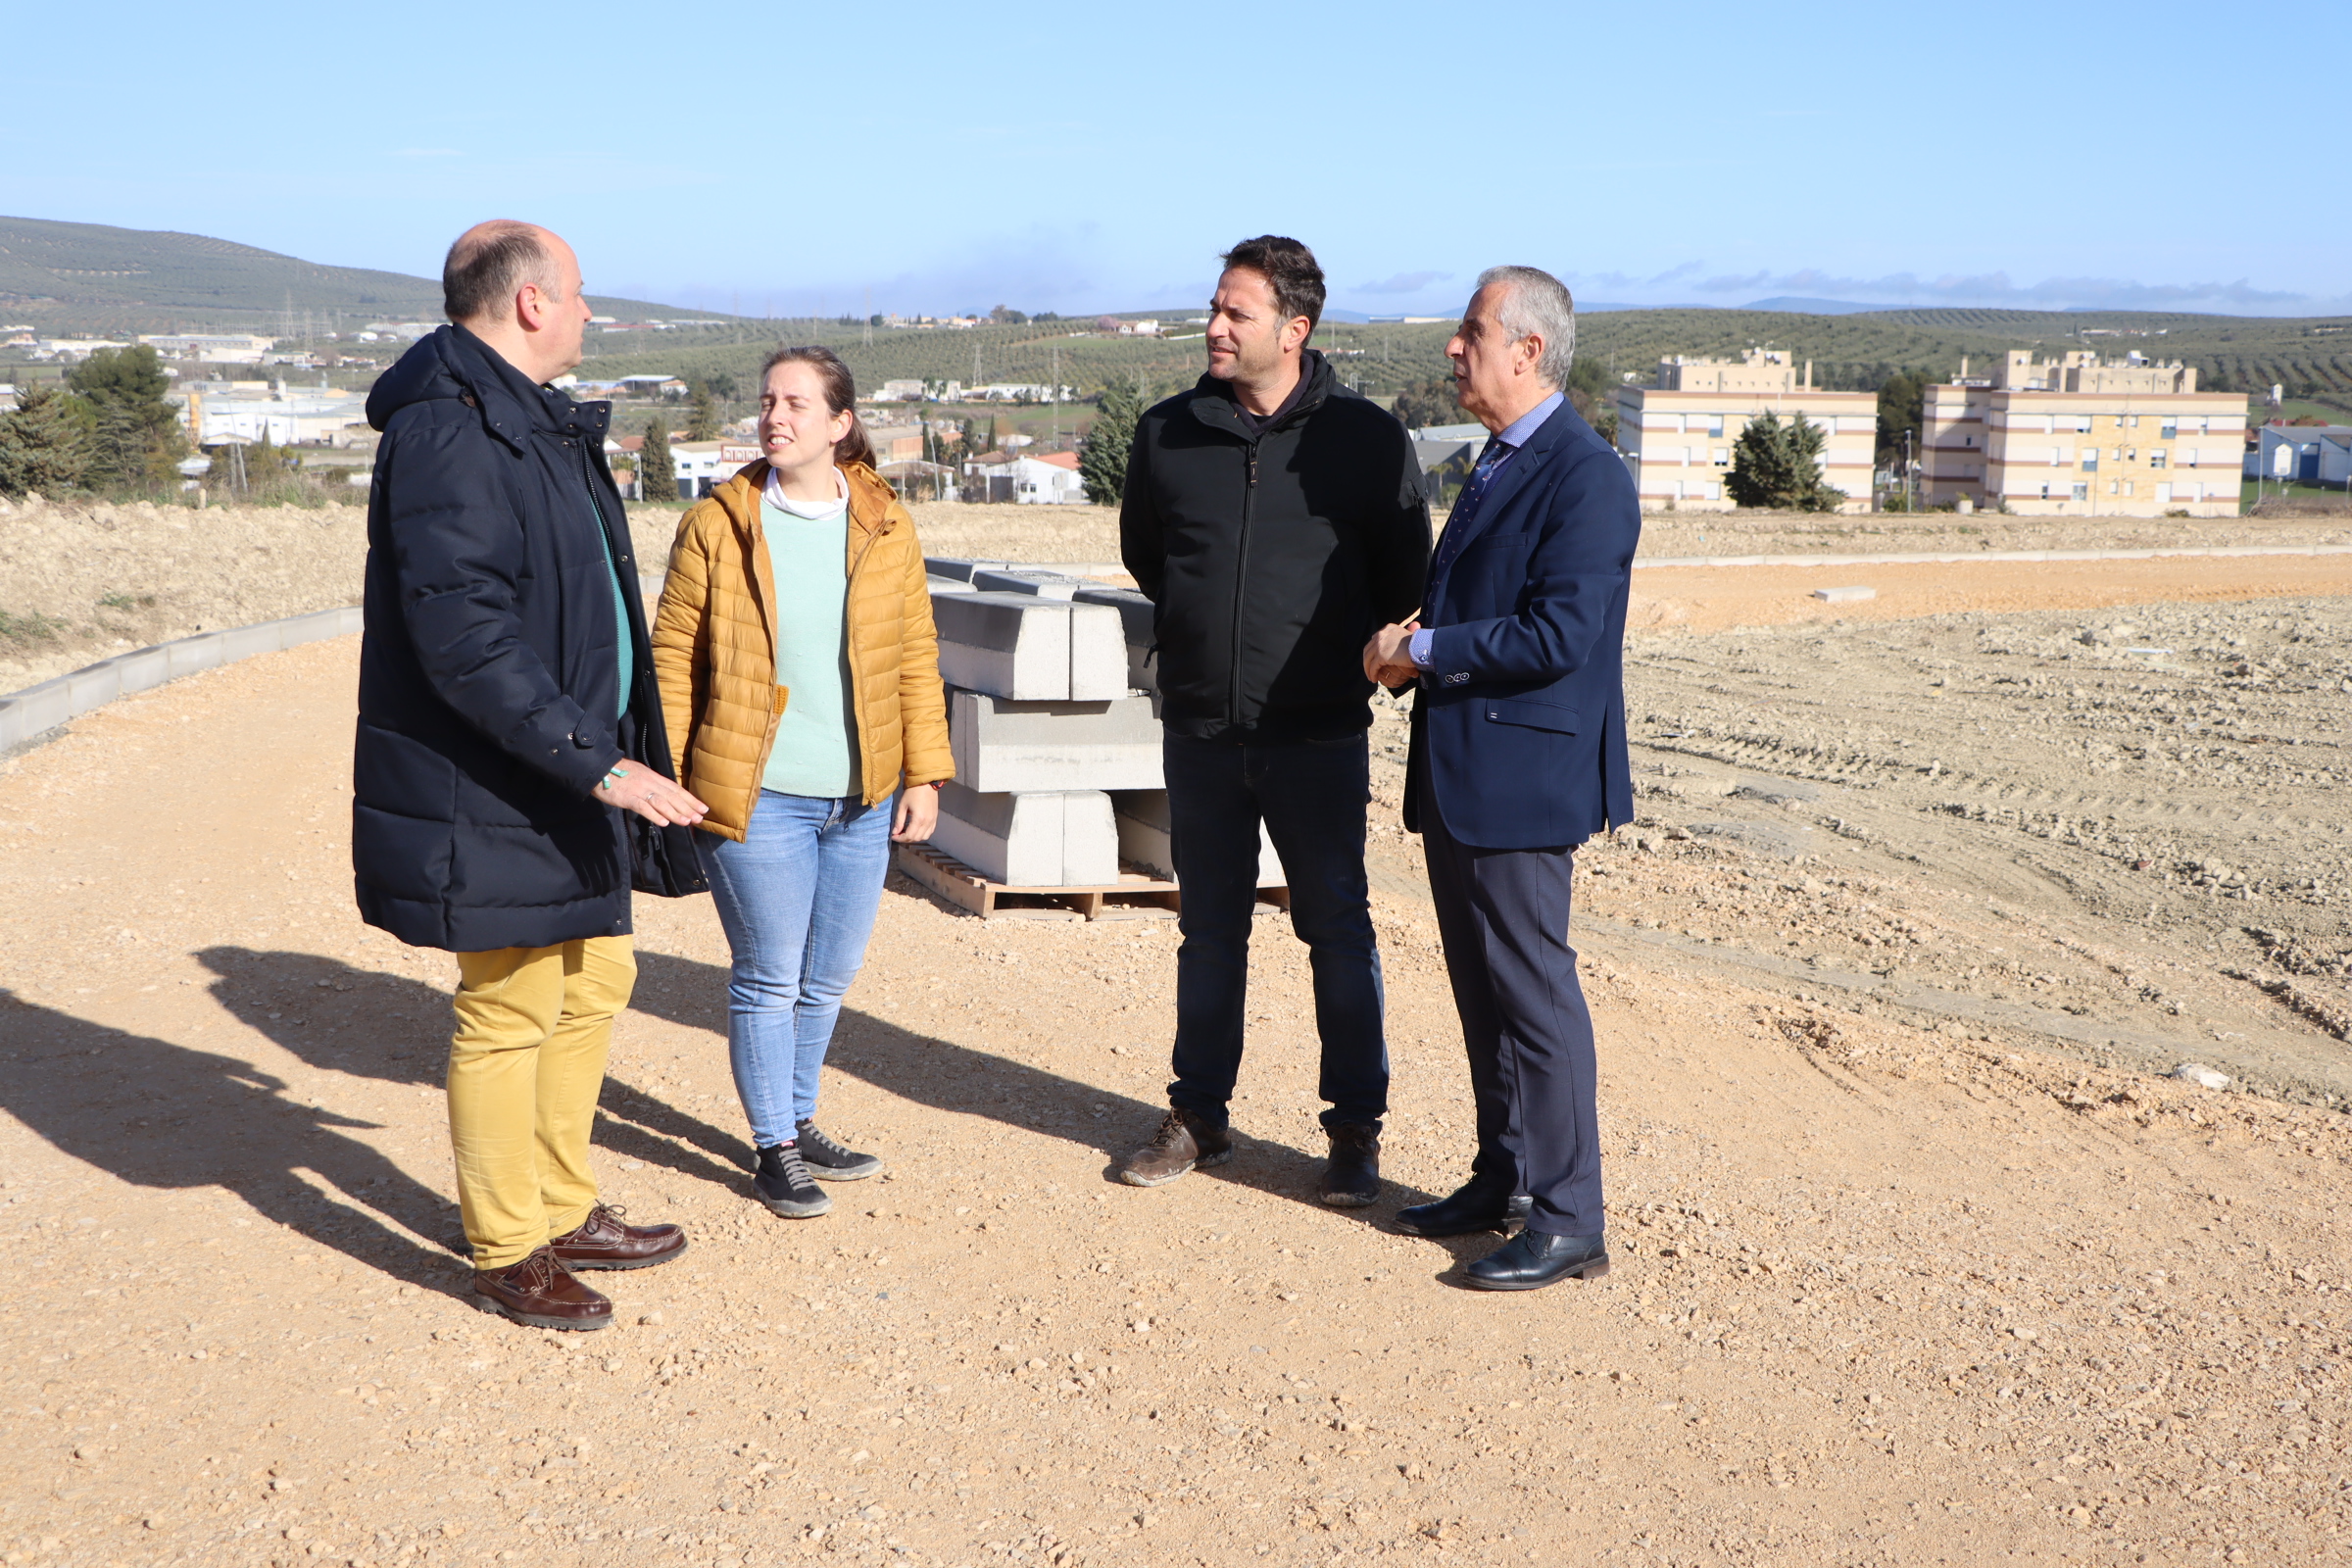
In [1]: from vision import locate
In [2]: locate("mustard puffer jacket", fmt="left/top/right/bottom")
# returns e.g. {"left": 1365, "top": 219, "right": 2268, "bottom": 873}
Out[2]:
{"left": 651, "top": 461, "right": 953, "bottom": 842}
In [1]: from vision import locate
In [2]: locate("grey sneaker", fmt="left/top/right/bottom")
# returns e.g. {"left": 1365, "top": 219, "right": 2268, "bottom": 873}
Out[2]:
{"left": 795, "top": 1118, "right": 883, "bottom": 1181}
{"left": 753, "top": 1142, "right": 832, "bottom": 1218}
{"left": 1118, "top": 1106, "right": 1234, "bottom": 1188}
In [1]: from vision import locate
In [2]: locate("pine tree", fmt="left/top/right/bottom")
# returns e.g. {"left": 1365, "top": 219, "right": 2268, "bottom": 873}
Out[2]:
{"left": 0, "top": 383, "right": 93, "bottom": 497}
{"left": 1079, "top": 379, "right": 1145, "bottom": 506}
{"left": 685, "top": 380, "right": 720, "bottom": 441}
{"left": 66, "top": 345, "right": 185, "bottom": 491}
{"left": 1723, "top": 411, "right": 1838, "bottom": 512}
{"left": 639, "top": 416, "right": 675, "bottom": 503}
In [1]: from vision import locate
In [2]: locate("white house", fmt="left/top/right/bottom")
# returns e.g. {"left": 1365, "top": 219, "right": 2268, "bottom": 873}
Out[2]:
{"left": 2252, "top": 424, "right": 2352, "bottom": 489}
{"left": 667, "top": 440, "right": 763, "bottom": 500}
{"left": 1009, "top": 451, "right": 1087, "bottom": 505}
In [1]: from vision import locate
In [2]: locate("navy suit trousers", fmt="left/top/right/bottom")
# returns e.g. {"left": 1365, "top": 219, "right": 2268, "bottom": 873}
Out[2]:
{"left": 1420, "top": 792, "right": 1603, "bottom": 1236}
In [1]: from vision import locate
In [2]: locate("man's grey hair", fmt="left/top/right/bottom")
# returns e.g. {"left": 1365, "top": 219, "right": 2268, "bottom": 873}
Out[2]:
{"left": 444, "top": 221, "right": 562, "bottom": 324}
{"left": 1477, "top": 265, "right": 1576, "bottom": 387}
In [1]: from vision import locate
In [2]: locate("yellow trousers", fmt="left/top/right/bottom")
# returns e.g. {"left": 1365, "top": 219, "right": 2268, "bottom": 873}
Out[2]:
{"left": 447, "top": 936, "right": 635, "bottom": 1271}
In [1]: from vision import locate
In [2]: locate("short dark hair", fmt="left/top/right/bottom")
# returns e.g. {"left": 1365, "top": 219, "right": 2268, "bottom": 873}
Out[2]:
{"left": 1220, "top": 235, "right": 1324, "bottom": 334}
{"left": 760, "top": 344, "right": 876, "bottom": 469}
{"left": 443, "top": 221, "right": 558, "bottom": 323}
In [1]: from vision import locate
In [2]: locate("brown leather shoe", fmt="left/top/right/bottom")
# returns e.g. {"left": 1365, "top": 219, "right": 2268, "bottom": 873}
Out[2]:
{"left": 472, "top": 1248, "right": 612, "bottom": 1331}
{"left": 549, "top": 1203, "right": 688, "bottom": 1271}
{"left": 1118, "top": 1106, "right": 1234, "bottom": 1188}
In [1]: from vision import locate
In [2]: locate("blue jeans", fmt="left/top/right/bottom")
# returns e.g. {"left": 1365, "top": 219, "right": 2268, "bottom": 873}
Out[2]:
{"left": 1161, "top": 732, "right": 1389, "bottom": 1132}
{"left": 705, "top": 789, "right": 896, "bottom": 1149}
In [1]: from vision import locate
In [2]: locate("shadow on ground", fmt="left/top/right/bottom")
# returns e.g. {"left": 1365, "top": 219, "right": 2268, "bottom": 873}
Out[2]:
{"left": 627, "top": 950, "right": 1466, "bottom": 1252}
{"left": 0, "top": 946, "right": 747, "bottom": 1289}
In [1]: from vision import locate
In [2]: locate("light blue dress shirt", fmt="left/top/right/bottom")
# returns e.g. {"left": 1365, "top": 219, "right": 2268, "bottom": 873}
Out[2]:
{"left": 1408, "top": 389, "right": 1564, "bottom": 668}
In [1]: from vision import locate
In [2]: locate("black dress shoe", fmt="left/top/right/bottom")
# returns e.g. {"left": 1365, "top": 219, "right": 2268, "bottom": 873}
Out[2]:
{"left": 1319, "top": 1123, "right": 1382, "bottom": 1207}
{"left": 1463, "top": 1230, "right": 1609, "bottom": 1291}
{"left": 1393, "top": 1183, "right": 1533, "bottom": 1238}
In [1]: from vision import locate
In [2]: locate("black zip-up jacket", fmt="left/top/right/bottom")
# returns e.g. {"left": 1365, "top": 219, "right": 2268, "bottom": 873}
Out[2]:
{"left": 1119, "top": 351, "right": 1430, "bottom": 742}
{"left": 353, "top": 324, "right": 701, "bottom": 954}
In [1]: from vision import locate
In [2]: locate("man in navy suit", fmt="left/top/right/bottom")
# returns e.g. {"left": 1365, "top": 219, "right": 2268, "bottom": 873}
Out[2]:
{"left": 1364, "top": 265, "right": 1641, "bottom": 1290}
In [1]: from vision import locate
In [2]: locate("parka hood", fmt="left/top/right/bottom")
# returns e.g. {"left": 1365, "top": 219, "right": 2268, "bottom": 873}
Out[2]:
{"left": 366, "top": 324, "right": 608, "bottom": 454}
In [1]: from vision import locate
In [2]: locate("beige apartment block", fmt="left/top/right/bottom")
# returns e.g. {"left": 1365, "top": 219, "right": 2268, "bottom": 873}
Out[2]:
{"left": 1612, "top": 350, "right": 1878, "bottom": 512}
{"left": 1921, "top": 350, "right": 2246, "bottom": 517}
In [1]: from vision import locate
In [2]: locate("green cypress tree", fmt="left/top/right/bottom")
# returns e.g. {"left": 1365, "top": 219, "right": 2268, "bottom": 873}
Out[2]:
{"left": 0, "top": 382, "right": 93, "bottom": 497}
{"left": 1723, "top": 411, "right": 1838, "bottom": 511}
{"left": 685, "top": 380, "right": 720, "bottom": 441}
{"left": 639, "top": 416, "right": 675, "bottom": 503}
{"left": 1079, "top": 379, "right": 1145, "bottom": 506}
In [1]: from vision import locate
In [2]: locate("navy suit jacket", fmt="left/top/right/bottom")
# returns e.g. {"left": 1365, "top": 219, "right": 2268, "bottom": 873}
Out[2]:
{"left": 1402, "top": 398, "right": 1642, "bottom": 850}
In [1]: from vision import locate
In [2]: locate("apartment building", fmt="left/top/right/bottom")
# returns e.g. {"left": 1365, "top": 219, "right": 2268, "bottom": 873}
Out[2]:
{"left": 1920, "top": 350, "right": 2245, "bottom": 516}
{"left": 1612, "top": 350, "right": 1877, "bottom": 511}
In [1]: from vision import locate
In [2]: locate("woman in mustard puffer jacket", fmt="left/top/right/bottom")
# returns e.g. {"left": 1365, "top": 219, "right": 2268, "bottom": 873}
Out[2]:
{"left": 651, "top": 345, "right": 953, "bottom": 1221}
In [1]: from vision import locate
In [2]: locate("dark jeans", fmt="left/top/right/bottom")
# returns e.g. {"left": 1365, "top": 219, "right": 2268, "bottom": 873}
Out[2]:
{"left": 1161, "top": 731, "right": 1388, "bottom": 1132}
{"left": 1421, "top": 797, "right": 1604, "bottom": 1237}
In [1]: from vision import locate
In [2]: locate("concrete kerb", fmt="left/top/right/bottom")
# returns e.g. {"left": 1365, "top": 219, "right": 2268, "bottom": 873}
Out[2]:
{"left": 0, "top": 576, "right": 679, "bottom": 761}
{"left": 0, "top": 605, "right": 367, "bottom": 760}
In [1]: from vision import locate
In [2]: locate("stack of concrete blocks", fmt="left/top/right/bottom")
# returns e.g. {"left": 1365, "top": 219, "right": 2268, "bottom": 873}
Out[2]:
{"left": 924, "top": 558, "right": 1151, "bottom": 888}
{"left": 921, "top": 557, "right": 1285, "bottom": 892}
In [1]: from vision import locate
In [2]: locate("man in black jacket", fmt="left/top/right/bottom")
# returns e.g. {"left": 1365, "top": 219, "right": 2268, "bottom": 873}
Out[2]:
{"left": 357, "top": 221, "right": 708, "bottom": 1331}
{"left": 1117, "top": 236, "right": 1430, "bottom": 1203}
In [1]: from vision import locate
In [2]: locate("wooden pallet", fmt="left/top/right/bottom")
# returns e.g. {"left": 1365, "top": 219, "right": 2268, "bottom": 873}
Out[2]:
{"left": 894, "top": 842, "right": 1289, "bottom": 921}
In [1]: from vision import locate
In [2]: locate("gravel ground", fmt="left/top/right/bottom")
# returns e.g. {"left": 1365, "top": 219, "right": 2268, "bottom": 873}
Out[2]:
{"left": 2, "top": 577, "right": 2348, "bottom": 1565}
{"left": 8, "top": 491, "right": 2346, "bottom": 693}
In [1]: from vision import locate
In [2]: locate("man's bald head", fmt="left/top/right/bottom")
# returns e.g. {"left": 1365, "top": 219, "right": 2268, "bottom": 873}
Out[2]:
{"left": 443, "top": 220, "right": 568, "bottom": 325}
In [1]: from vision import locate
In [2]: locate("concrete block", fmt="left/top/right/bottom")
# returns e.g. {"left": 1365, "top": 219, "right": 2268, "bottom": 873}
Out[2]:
{"left": 163, "top": 631, "right": 225, "bottom": 680}
{"left": 1110, "top": 789, "right": 1285, "bottom": 887}
{"left": 0, "top": 676, "right": 74, "bottom": 751}
{"left": 949, "top": 689, "right": 1162, "bottom": 793}
{"left": 932, "top": 592, "right": 1071, "bottom": 700}
{"left": 927, "top": 574, "right": 978, "bottom": 596}
{"left": 1066, "top": 602, "right": 1128, "bottom": 701}
{"left": 111, "top": 646, "right": 172, "bottom": 695}
{"left": 930, "top": 592, "right": 1130, "bottom": 702}
{"left": 1072, "top": 585, "right": 1156, "bottom": 694}
{"left": 64, "top": 660, "right": 122, "bottom": 717}
{"left": 220, "top": 620, "right": 283, "bottom": 662}
{"left": 923, "top": 557, "right": 1011, "bottom": 583}
{"left": 972, "top": 567, "right": 1081, "bottom": 599}
{"left": 933, "top": 783, "right": 1118, "bottom": 887}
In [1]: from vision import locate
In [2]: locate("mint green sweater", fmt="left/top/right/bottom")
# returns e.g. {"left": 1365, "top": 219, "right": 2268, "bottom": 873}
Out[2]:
{"left": 758, "top": 477, "right": 859, "bottom": 799}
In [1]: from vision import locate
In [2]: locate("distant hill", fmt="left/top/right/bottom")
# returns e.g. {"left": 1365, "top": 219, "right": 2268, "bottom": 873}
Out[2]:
{"left": 0, "top": 215, "right": 716, "bottom": 335}
{"left": 1742, "top": 296, "right": 1890, "bottom": 315}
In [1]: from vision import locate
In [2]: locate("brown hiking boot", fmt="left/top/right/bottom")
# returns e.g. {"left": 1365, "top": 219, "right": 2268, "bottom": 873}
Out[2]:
{"left": 472, "top": 1247, "right": 612, "bottom": 1331}
{"left": 1319, "top": 1123, "right": 1382, "bottom": 1207}
{"left": 1118, "top": 1106, "right": 1234, "bottom": 1188}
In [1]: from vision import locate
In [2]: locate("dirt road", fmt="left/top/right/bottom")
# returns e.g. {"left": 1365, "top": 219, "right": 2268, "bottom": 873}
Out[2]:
{"left": 3, "top": 576, "right": 2349, "bottom": 1565}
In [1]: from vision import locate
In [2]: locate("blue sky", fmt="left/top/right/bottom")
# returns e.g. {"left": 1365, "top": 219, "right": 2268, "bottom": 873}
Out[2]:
{"left": 12, "top": 0, "right": 2347, "bottom": 318}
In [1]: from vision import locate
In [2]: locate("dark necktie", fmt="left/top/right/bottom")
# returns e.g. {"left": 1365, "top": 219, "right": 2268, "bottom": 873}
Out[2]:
{"left": 1433, "top": 435, "right": 1511, "bottom": 576}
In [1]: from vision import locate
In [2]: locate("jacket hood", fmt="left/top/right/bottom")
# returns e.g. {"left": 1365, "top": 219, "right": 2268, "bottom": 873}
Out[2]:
{"left": 366, "top": 324, "right": 608, "bottom": 452}
{"left": 1185, "top": 348, "right": 1337, "bottom": 438}
{"left": 707, "top": 459, "right": 902, "bottom": 538}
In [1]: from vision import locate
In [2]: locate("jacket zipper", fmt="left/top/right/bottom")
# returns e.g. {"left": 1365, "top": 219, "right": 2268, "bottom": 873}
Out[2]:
{"left": 1229, "top": 445, "right": 1257, "bottom": 726}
